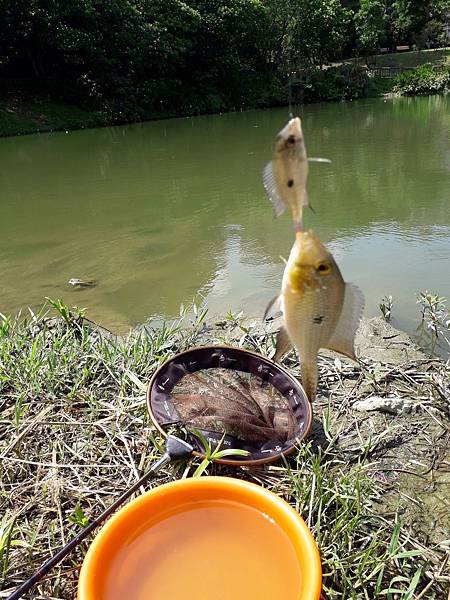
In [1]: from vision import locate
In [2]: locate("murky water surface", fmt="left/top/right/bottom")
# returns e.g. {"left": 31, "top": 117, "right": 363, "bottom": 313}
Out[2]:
{"left": 1, "top": 96, "right": 449, "bottom": 350}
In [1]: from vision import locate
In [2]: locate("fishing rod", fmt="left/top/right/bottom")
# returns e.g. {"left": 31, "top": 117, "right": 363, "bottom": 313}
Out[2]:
{"left": 6, "top": 436, "right": 194, "bottom": 600}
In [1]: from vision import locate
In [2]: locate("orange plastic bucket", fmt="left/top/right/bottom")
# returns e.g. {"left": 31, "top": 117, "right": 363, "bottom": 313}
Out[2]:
{"left": 78, "top": 477, "right": 322, "bottom": 600}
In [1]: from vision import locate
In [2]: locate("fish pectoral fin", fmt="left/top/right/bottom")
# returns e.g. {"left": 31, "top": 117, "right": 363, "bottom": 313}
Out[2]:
{"left": 262, "top": 162, "right": 285, "bottom": 218}
{"left": 308, "top": 157, "right": 332, "bottom": 164}
{"left": 325, "top": 283, "right": 365, "bottom": 361}
{"left": 263, "top": 294, "right": 283, "bottom": 321}
{"left": 273, "top": 326, "right": 293, "bottom": 362}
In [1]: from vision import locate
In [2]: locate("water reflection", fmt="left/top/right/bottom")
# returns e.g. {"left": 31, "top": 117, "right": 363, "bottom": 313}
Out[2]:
{"left": 0, "top": 96, "right": 449, "bottom": 353}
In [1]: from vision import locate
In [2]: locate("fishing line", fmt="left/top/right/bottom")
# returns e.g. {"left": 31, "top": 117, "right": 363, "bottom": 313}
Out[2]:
{"left": 288, "top": 46, "right": 294, "bottom": 119}
{"left": 286, "top": 2, "right": 297, "bottom": 121}
{"left": 288, "top": 67, "right": 293, "bottom": 119}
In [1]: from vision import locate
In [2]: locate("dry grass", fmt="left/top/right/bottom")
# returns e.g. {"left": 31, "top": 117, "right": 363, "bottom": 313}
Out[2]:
{"left": 1, "top": 302, "right": 449, "bottom": 599}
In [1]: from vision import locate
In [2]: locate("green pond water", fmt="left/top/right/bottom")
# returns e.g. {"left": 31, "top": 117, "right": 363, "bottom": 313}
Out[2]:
{"left": 1, "top": 95, "right": 449, "bottom": 353}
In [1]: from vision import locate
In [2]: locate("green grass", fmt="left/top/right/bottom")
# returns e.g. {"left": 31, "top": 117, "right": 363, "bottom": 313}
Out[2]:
{"left": 370, "top": 48, "right": 449, "bottom": 68}
{"left": 0, "top": 96, "right": 104, "bottom": 137}
{"left": 260, "top": 445, "right": 427, "bottom": 599}
{"left": 368, "top": 77, "right": 396, "bottom": 95}
{"left": 0, "top": 301, "right": 448, "bottom": 598}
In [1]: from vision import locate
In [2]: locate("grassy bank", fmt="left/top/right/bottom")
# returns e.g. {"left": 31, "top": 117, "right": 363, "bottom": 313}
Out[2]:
{"left": 0, "top": 74, "right": 394, "bottom": 138}
{"left": 0, "top": 50, "right": 448, "bottom": 138}
{"left": 0, "top": 95, "right": 106, "bottom": 137}
{"left": 369, "top": 48, "right": 449, "bottom": 68}
{"left": 0, "top": 73, "right": 287, "bottom": 137}
{"left": 1, "top": 302, "right": 449, "bottom": 599}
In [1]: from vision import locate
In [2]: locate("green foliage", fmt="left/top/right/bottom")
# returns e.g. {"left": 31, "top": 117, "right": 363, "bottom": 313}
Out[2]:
{"left": 0, "top": 0, "right": 363, "bottom": 118}
{"left": 0, "top": 94, "right": 104, "bottom": 137}
{"left": 356, "top": 0, "right": 388, "bottom": 53}
{"left": 416, "top": 291, "right": 450, "bottom": 353}
{"left": 367, "top": 75, "right": 396, "bottom": 95}
{"left": 393, "top": 63, "right": 450, "bottom": 95}
{"left": 294, "top": 64, "right": 370, "bottom": 103}
{"left": 392, "top": 0, "right": 450, "bottom": 47}
{"left": 69, "top": 505, "right": 90, "bottom": 529}
{"left": 0, "top": 0, "right": 273, "bottom": 119}
{"left": 267, "top": 0, "right": 351, "bottom": 69}
{"left": 0, "top": 0, "right": 449, "bottom": 127}
{"left": 353, "top": 0, "right": 450, "bottom": 53}
{"left": 191, "top": 430, "right": 250, "bottom": 477}
{"left": 45, "top": 297, "right": 86, "bottom": 327}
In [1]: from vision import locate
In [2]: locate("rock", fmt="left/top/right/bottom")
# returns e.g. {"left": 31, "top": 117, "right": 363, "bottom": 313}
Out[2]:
{"left": 353, "top": 395, "right": 415, "bottom": 415}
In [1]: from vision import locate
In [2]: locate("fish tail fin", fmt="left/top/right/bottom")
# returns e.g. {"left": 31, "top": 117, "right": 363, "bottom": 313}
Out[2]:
{"left": 300, "top": 361, "right": 318, "bottom": 403}
{"left": 293, "top": 220, "right": 304, "bottom": 233}
{"left": 291, "top": 203, "right": 304, "bottom": 232}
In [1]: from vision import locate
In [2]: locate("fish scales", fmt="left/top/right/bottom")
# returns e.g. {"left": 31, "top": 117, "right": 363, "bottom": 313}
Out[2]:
{"left": 262, "top": 117, "right": 331, "bottom": 231}
{"left": 269, "top": 230, "right": 364, "bottom": 402}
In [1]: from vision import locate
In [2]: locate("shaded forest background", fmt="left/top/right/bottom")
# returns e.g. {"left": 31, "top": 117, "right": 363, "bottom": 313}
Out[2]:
{"left": 0, "top": 0, "right": 449, "bottom": 122}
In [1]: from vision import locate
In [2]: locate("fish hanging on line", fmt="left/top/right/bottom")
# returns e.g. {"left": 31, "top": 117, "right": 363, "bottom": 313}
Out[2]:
{"left": 262, "top": 117, "right": 331, "bottom": 231}
{"left": 265, "top": 230, "right": 364, "bottom": 402}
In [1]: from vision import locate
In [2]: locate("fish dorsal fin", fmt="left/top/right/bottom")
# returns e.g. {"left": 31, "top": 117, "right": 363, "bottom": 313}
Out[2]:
{"left": 308, "top": 157, "right": 332, "bottom": 164}
{"left": 273, "top": 326, "right": 293, "bottom": 362}
{"left": 262, "top": 162, "right": 285, "bottom": 218}
{"left": 263, "top": 294, "right": 283, "bottom": 320}
{"left": 325, "top": 283, "right": 364, "bottom": 361}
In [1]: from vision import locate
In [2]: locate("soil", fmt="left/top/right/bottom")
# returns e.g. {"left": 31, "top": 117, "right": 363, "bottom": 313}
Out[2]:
{"left": 209, "top": 315, "right": 450, "bottom": 547}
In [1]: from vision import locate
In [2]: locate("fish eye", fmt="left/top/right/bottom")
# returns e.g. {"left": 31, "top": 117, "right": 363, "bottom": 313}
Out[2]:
{"left": 287, "top": 135, "right": 296, "bottom": 144}
{"left": 316, "top": 262, "right": 331, "bottom": 275}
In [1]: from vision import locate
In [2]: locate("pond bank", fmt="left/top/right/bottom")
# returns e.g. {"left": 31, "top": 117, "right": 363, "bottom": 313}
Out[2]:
{"left": 1, "top": 63, "right": 448, "bottom": 138}
{"left": 1, "top": 308, "right": 448, "bottom": 598}
{"left": 0, "top": 88, "right": 396, "bottom": 137}
{"left": 0, "top": 93, "right": 105, "bottom": 138}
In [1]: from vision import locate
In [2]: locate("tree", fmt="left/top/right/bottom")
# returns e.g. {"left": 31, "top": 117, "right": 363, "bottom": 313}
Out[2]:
{"left": 392, "top": 0, "right": 450, "bottom": 46}
{"left": 267, "top": 0, "right": 351, "bottom": 69}
{"left": 355, "top": 0, "right": 388, "bottom": 54}
{"left": 0, "top": 0, "right": 55, "bottom": 77}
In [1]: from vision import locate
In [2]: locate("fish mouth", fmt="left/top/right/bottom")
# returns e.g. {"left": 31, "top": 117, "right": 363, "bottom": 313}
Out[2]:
{"left": 295, "top": 229, "right": 314, "bottom": 243}
{"left": 294, "top": 231, "right": 323, "bottom": 261}
{"left": 288, "top": 117, "right": 302, "bottom": 136}
{"left": 286, "top": 118, "right": 303, "bottom": 144}
{"left": 278, "top": 117, "right": 303, "bottom": 141}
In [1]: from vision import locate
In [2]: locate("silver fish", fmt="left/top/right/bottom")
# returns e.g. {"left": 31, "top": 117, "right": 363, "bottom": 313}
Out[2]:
{"left": 262, "top": 117, "right": 330, "bottom": 231}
